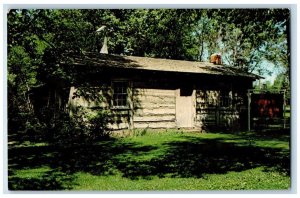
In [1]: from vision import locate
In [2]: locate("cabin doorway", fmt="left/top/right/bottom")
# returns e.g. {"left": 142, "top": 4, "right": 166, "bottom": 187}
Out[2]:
{"left": 176, "top": 87, "right": 195, "bottom": 128}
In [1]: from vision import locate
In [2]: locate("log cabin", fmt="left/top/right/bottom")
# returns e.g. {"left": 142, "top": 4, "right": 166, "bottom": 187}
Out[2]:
{"left": 61, "top": 52, "right": 260, "bottom": 132}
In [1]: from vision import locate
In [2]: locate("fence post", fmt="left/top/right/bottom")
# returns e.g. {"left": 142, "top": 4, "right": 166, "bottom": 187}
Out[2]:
{"left": 247, "top": 90, "right": 251, "bottom": 132}
{"left": 283, "top": 89, "right": 286, "bottom": 129}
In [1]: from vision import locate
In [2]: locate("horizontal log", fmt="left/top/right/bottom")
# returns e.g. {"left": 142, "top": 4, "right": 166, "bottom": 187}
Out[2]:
{"left": 134, "top": 121, "right": 176, "bottom": 129}
{"left": 135, "top": 108, "right": 175, "bottom": 116}
{"left": 108, "top": 122, "right": 130, "bottom": 130}
{"left": 133, "top": 115, "right": 175, "bottom": 122}
{"left": 134, "top": 95, "right": 175, "bottom": 104}
{"left": 133, "top": 88, "right": 175, "bottom": 97}
{"left": 134, "top": 102, "right": 175, "bottom": 110}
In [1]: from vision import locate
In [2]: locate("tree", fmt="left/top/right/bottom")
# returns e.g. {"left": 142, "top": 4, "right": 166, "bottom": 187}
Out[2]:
{"left": 213, "top": 9, "right": 290, "bottom": 73}
{"left": 7, "top": 9, "right": 110, "bottom": 142}
{"left": 8, "top": 9, "right": 290, "bottom": 142}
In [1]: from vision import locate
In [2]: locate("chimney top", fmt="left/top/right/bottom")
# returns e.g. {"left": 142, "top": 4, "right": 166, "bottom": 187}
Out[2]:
{"left": 96, "top": 25, "right": 108, "bottom": 54}
{"left": 100, "top": 37, "right": 108, "bottom": 54}
{"left": 210, "top": 53, "right": 222, "bottom": 65}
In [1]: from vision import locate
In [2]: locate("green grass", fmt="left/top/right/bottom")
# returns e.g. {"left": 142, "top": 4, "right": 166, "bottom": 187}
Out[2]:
{"left": 72, "top": 167, "right": 290, "bottom": 190}
{"left": 8, "top": 130, "right": 290, "bottom": 191}
{"left": 13, "top": 167, "right": 52, "bottom": 179}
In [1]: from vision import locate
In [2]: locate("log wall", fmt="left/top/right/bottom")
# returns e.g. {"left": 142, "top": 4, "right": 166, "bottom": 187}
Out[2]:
{"left": 195, "top": 89, "right": 247, "bottom": 131}
{"left": 67, "top": 68, "right": 253, "bottom": 132}
{"left": 132, "top": 88, "right": 176, "bottom": 129}
{"left": 67, "top": 85, "right": 132, "bottom": 130}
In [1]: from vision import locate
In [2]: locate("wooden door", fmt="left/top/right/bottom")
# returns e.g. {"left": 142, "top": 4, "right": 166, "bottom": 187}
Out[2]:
{"left": 176, "top": 87, "right": 195, "bottom": 128}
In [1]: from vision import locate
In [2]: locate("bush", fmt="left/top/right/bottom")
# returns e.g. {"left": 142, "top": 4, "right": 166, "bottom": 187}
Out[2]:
{"left": 86, "top": 110, "right": 111, "bottom": 140}
{"left": 46, "top": 110, "right": 85, "bottom": 145}
{"left": 45, "top": 108, "right": 111, "bottom": 145}
{"left": 8, "top": 109, "right": 47, "bottom": 143}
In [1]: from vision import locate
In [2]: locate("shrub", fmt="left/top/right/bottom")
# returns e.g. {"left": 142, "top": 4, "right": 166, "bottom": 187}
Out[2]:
{"left": 86, "top": 110, "right": 111, "bottom": 140}
{"left": 45, "top": 108, "right": 111, "bottom": 145}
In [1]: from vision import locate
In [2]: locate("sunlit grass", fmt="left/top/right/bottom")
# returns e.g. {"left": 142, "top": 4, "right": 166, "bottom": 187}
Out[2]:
{"left": 12, "top": 167, "right": 51, "bottom": 179}
{"left": 72, "top": 167, "right": 290, "bottom": 190}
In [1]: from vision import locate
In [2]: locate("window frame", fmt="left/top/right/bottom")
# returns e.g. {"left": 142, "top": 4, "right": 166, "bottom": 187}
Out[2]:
{"left": 219, "top": 90, "right": 232, "bottom": 108}
{"left": 111, "top": 80, "right": 130, "bottom": 109}
{"left": 198, "top": 90, "right": 232, "bottom": 108}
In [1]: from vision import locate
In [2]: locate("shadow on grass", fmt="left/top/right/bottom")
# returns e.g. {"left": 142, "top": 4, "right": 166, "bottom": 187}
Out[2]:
{"left": 114, "top": 136, "right": 290, "bottom": 180}
{"left": 8, "top": 130, "right": 290, "bottom": 190}
{"left": 208, "top": 128, "right": 290, "bottom": 142}
{"left": 8, "top": 138, "right": 156, "bottom": 190}
{"left": 8, "top": 170, "right": 75, "bottom": 190}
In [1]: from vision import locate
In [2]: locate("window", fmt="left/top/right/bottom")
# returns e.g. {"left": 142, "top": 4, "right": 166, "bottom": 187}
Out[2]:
{"left": 198, "top": 90, "right": 231, "bottom": 108}
{"left": 205, "top": 91, "right": 218, "bottom": 107}
{"left": 219, "top": 91, "right": 231, "bottom": 107}
{"left": 112, "top": 81, "right": 129, "bottom": 108}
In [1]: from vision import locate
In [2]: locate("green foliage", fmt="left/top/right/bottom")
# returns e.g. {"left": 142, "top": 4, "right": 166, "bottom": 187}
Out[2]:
{"left": 87, "top": 110, "right": 112, "bottom": 140}
{"left": 8, "top": 8, "right": 290, "bottom": 81}
{"left": 45, "top": 108, "right": 111, "bottom": 145}
{"left": 198, "top": 9, "right": 290, "bottom": 75}
{"left": 8, "top": 9, "right": 290, "bottom": 69}
{"left": 273, "top": 72, "right": 290, "bottom": 93}
{"left": 46, "top": 110, "right": 86, "bottom": 145}
{"left": 132, "top": 127, "right": 149, "bottom": 137}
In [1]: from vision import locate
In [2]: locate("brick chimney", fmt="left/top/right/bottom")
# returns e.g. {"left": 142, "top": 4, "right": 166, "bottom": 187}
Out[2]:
{"left": 210, "top": 53, "right": 222, "bottom": 65}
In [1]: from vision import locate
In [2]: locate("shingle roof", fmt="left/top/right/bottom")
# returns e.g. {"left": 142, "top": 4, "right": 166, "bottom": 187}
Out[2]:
{"left": 63, "top": 52, "right": 261, "bottom": 79}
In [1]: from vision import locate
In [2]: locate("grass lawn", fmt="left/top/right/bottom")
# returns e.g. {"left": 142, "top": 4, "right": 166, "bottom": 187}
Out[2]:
{"left": 8, "top": 130, "right": 290, "bottom": 191}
